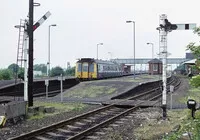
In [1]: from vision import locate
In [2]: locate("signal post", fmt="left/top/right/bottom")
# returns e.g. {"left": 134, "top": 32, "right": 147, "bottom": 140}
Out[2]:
{"left": 157, "top": 14, "right": 196, "bottom": 119}
{"left": 26, "top": 1, "right": 50, "bottom": 106}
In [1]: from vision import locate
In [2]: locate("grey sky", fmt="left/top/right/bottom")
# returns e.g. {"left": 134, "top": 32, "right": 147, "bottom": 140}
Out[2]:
{"left": 0, "top": 0, "right": 199, "bottom": 68}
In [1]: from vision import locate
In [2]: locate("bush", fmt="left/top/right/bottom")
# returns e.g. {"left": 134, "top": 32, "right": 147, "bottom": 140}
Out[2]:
{"left": 0, "top": 69, "right": 12, "bottom": 80}
{"left": 190, "top": 75, "right": 200, "bottom": 87}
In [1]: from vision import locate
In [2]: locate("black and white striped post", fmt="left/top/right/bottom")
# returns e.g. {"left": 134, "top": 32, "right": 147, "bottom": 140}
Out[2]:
{"left": 157, "top": 14, "right": 196, "bottom": 119}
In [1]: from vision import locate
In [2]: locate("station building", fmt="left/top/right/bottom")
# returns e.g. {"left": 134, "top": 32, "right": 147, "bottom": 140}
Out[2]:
{"left": 148, "top": 58, "right": 162, "bottom": 75}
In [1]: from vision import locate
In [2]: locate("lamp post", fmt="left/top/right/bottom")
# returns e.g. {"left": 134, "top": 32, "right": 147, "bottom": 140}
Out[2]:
{"left": 147, "top": 42, "right": 154, "bottom": 75}
{"left": 97, "top": 43, "right": 103, "bottom": 60}
{"left": 108, "top": 52, "right": 112, "bottom": 60}
{"left": 147, "top": 43, "right": 154, "bottom": 59}
{"left": 47, "top": 24, "right": 56, "bottom": 77}
{"left": 126, "top": 20, "right": 135, "bottom": 79}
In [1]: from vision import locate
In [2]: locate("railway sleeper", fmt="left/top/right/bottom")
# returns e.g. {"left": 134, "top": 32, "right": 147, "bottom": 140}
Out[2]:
{"left": 82, "top": 119, "right": 93, "bottom": 123}
{"left": 66, "top": 125, "right": 82, "bottom": 131}
{"left": 46, "top": 132, "right": 66, "bottom": 138}
{"left": 35, "top": 135, "right": 52, "bottom": 140}
{"left": 95, "top": 131, "right": 106, "bottom": 135}
{"left": 57, "top": 128, "right": 77, "bottom": 135}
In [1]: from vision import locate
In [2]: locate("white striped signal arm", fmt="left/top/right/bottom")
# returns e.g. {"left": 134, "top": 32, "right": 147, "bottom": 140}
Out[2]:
{"left": 33, "top": 11, "right": 51, "bottom": 31}
{"left": 175, "top": 23, "right": 196, "bottom": 30}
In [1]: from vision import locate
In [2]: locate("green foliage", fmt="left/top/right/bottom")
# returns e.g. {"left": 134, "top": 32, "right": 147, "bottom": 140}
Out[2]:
{"left": 186, "top": 27, "right": 200, "bottom": 58}
{"left": 18, "top": 68, "right": 24, "bottom": 80}
{"left": 186, "top": 26, "right": 200, "bottom": 87}
{"left": 33, "top": 64, "right": 47, "bottom": 74}
{"left": 0, "top": 69, "right": 12, "bottom": 80}
{"left": 65, "top": 66, "right": 75, "bottom": 76}
{"left": 164, "top": 111, "right": 200, "bottom": 140}
{"left": 190, "top": 75, "right": 200, "bottom": 88}
{"left": 7, "top": 63, "right": 19, "bottom": 74}
{"left": 50, "top": 66, "right": 64, "bottom": 77}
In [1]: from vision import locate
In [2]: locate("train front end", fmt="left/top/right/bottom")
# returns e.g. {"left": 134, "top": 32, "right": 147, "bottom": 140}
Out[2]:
{"left": 75, "top": 58, "right": 97, "bottom": 80}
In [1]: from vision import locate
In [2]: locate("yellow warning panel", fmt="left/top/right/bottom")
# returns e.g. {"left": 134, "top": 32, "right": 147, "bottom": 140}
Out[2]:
{"left": 0, "top": 116, "right": 6, "bottom": 127}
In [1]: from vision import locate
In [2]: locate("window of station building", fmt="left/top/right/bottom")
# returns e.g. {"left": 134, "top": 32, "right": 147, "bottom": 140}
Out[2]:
{"left": 78, "top": 63, "right": 82, "bottom": 72}
{"left": 89, "top": 63, "right": 94, "bottom": 72}
{"left": 82, "top": 63, "right": 88, "bottom": 72}
{"left": 153, "top": 64, "right": 158, "bottom": 71}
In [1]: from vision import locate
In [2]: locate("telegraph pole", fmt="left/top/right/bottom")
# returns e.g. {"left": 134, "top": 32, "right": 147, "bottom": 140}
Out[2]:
{"left": 28, "top": 0, "right": 34, "bottom": 107}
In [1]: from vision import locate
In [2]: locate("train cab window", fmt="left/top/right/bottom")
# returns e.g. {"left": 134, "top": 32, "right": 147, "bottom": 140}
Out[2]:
{"left": 89, "top": 63, "right": 94, "bottom": 72}
{"left": 78, "top": 63, "right": 82, "bottom": 72}
{"left": 82, "top": 63, "right": 89, "bottom": 72}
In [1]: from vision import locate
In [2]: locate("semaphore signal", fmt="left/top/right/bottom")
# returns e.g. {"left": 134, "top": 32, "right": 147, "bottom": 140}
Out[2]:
{"left": 157, "top": 14, "right": 196, "bottom": 119}
{"left": 33, "top": 11, "right": 51, "bottom": 31}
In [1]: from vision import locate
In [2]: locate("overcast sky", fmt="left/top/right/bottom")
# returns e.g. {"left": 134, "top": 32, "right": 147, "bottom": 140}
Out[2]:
{"left": 0, "top": 0, "right": 199, "bottom": 68}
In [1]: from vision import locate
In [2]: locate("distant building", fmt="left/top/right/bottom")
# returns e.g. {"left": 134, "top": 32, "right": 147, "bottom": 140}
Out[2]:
{"left": 33, "top": 71, "right": 42, "bottom": 77}
{"left": 148, "top": 58, "right": 162, "bottom": 75}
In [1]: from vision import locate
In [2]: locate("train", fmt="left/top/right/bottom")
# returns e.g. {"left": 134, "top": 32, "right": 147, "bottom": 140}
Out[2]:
{"left": 75, "top": 58, "right": 132, "bottom": 80}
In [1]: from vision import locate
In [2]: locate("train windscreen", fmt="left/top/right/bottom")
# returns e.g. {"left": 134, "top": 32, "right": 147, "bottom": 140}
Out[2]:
{"left": 78, "top": 63, "right": 82, "bottom": 72}
{"left": 82, "top": 63, "right": 88, "bottom": 72}
{"left": 89, "top": 63, "right": 94, "bottom": 72}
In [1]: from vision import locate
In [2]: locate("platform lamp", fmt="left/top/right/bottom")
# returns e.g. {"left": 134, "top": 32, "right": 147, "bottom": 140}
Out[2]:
{"left": 47, "top": 24, "right": 57, "bottom": 77}
{"left": 126, "top": 20, "right": 135, "bottom": 79}
{"left": 97, "top": 43, "right": 103, "bottom": 60}
{"left": 147, "top": 42, "right": 154, "bottom": 75}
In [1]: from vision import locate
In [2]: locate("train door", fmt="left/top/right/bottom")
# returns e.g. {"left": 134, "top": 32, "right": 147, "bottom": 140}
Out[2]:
{"left": 82, "top": 62, "right": 89, "bottom": 79}
{"left": 89, "top": 63, "right": 95, "bottom": 79}
{"left": 76, "top": 63, "right": 82, "bottom": 78}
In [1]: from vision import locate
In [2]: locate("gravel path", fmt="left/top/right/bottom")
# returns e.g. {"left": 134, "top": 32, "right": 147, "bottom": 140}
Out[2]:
{"left": 166, "top": 77, "right": 189, "bottom": 109}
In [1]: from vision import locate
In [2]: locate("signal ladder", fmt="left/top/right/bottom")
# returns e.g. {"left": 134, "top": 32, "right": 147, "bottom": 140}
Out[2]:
{"left": 15, "top": 19, "right": 28, "bottom": 100}
{"left": 15, "top": 19, "right": 26, "bottom": 79}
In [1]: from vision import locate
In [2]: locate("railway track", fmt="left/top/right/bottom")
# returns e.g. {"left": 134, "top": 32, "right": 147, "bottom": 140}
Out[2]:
{"left": 8, "top": 99, "right": 159, "bottom": 140}
{"left": 8, "top": 76, "right": 181, "bottom": 140}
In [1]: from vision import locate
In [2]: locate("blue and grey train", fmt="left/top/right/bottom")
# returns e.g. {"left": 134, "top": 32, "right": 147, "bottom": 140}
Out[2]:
{"left": 75, "top": 58, "right": 126, "bottom": 79}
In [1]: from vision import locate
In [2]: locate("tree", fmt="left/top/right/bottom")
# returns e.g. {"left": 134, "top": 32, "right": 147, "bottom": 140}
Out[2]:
{"left": 8, "top": 63, "right": 19, "bottom": 76}
{"left": 186, "top": 27, "right": 200, "bottom": 87}
{"left": 0, "top": 69, "right": 12, "bottom": 80}
{"left": 18, "top": 68, "right": 24, "bottom": 80}
{"left": 33, "top": 64, "right": 47, "bottom": 74}
{"left": 50, "top": 66, "right": 64, "bottom": 77}
{"left": 65, "top": 66, "right": 75, "bottom": 76}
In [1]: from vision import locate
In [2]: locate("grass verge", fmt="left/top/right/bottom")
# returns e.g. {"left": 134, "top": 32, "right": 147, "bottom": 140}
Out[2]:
{"left": 64, "top": 85, "right": 117, "bottom": 98}
{"left": 28, "top": 101, "right": 87, "bottom": 120}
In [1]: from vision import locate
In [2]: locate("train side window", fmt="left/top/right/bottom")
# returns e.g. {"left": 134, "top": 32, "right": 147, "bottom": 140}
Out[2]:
{"left": 98, "top": 64, "right": 103, "bottom": 72}
{"left": 89, "top": 63, "right": 94, "bottom": 72}
{"left": 78, "top": 63, "right": 82, "bottom": 72}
